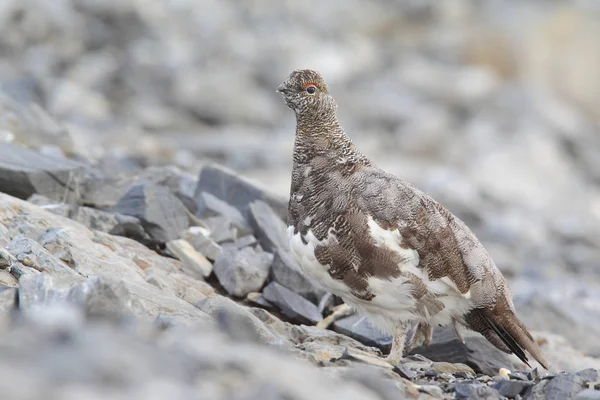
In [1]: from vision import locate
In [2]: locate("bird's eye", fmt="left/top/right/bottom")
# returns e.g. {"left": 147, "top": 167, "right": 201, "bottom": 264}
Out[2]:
{"left": 305, "top": 85, "right": 317, "bottom": 94}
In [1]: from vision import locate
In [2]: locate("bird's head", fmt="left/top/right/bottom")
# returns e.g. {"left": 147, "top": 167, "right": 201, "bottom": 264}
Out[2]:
{"left": 277, "top": 69, "right": 337, "bottom": 118}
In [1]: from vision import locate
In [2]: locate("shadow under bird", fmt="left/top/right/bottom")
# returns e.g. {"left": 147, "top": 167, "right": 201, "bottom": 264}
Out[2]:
{"left": 277, "top": 69, "right": 549, "bottom": 369}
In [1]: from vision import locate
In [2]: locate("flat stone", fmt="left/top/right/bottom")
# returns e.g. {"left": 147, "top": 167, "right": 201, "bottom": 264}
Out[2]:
{"left": 508, "top": 371, "right": 529, "bottom": 381}
{"left": 530, "top": 372, "right": 587, "bottom": 400}
{"left": 112, "top": 182, "right": 189, "bottom": 243}
{"left": 455, "top": 371, "right": 474, "bottom": 379}
{"left": 71, "top": 206, "right": 148, "bottom": 240}
{"left": 271, "top": 249, "right": 325, "bottom": 304}
{"left": 431, "top": 361, "right": 475, "bottom": 375}
{"left": 196, "top": 191, "right": 250, "bottom": 232}
{"left": 145, "top": 269, "right": 215, "bottom": 305}
{"left": 139, "top": 166, "right": 197, "bottom": 199}
{"left": 67, "top": 276, "right": 132, "bottom": 319}
{"left": 395, "top": 365, "right": 418, "bottom": 380}
{"left": 195, "top": 163, "right": 287, "bottom": 219}
{"left": 298, "top": 341, "right": 346, "bottom": 365}
{"left": 246, "top": 292, "right": 274, "bottom": 310}
{"left": 400, "top": 354, "right": 434, "bottom": 371}
{"left": 27, "top": 194, "right": 72, "bottom": 216}
{"left": 202, "top": 215, "right": 240, "bottom": 243}
{"left": 213, "top": 247, "right": 273, "bottom": 297}
{"left": 166, "top": 239, "right": 212, "bottom": 278}
{"left": 7, "top": 235, "right": 83, "bottom": 278}
{"left": 247, "top": 200, "right": 288, "bottom": 253}
{"left": 577, "top": 368, "right": 599, "bottom": 384}
{"left": 195, "top": 295, "right": 283, "bottom": 345}
{"left": 262, "top": 281, "right": 323, "bottom": 325}
{"left": 493, "top": 379, "right": 534, "bottom": 398}
{"left": 409, "top": 325, "right": 518, "bottom": 376}
{"left": 455, "top": 381, "right": 501, "bottom": 399}
{"left": 221, "top": 234, "right": 257, "bottom": 250}
{"left": 333, "top": 314, "right": 392, "bottom": 353}
{"left": 0, "top": 143, "right": 87, "bottom": 203}
{"left": 339, "top": 365, "right": 420, "bottom": 399}
{"left": 182, "top": 227, "right": 222, "bottom": 261}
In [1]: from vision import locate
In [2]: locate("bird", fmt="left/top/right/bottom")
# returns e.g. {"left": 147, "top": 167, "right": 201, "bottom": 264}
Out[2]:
{"left": 277, "top": 69, "right": 549, "bottom": 369}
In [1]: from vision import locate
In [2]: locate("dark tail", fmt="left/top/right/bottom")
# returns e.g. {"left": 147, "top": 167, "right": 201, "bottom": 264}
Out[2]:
{"left": 466, "top": 306, "right": 549, "bottom": 370}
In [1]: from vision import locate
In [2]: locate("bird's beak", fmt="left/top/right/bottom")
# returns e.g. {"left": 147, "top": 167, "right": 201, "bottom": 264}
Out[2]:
{"left": 276, "top": 83, "right": 290, "bottom": 93}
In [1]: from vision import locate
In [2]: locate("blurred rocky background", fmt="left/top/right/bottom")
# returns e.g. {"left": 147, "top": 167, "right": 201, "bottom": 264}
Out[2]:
{"left": 0, "top": 0, "right": 600, "bottom": 398}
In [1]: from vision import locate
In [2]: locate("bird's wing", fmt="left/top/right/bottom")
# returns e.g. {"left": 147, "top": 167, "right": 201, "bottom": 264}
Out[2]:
{"left": 355, "top": 167, "right": 549, "bottom": 368}
{"left": 356, "top": 168, "right": 493, "bottom": 299}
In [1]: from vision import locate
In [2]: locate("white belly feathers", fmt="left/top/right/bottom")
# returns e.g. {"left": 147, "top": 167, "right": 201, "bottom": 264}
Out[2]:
{"left": 287, "top": 217, "right": 474, "bottom": 331}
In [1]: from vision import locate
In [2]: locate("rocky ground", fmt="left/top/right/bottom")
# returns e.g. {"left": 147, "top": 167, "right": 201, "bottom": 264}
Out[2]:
{"left": 1, "top": 0, "right": 600, "bottom": 399}
{"left": 0, "top": 156, "right": 597, "bottom": 399}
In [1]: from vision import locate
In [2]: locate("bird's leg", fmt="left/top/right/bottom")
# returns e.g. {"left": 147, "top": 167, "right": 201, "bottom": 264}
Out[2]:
{"left": 386, "top": 321, "right": 410, "bottom": 366}
{"left": 406, "top": 322, "right": 433, "bottom": 353}
{"left": 316, "top": 303, "right": 355, "bottom": 329}
{"left": 453, "top": 319, "right": 465, "bottom": 344}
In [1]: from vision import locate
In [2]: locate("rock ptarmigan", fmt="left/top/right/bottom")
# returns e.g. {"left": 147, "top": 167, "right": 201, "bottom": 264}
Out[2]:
{"left": 277, "top": 69, "right": 548, "bottom": 369}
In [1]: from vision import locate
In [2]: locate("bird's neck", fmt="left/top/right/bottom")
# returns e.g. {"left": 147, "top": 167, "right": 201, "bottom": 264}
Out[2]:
{"left": 292, "top": 111, "right": 370, "bottom": 167}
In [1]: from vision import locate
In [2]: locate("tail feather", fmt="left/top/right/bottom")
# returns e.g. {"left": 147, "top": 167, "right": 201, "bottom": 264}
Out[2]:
{"left": 466, "top": 304, "right": 550, "bottom": 370}
{"left": 481, "top": 312, "right": 532, "bottom": 368}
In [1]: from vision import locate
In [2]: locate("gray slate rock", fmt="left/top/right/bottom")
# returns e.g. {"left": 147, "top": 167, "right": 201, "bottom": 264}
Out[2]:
{"left": 8, "top": 235, "right": 82, "bottom": 278}
{"left": 262, "top": 281, "right": 323, "bottom": 325}
{"left": 202, "top": 215, "right": 243, "bottom": 243}
{"left": 223, "top": 234, "right": 258, "bottom": 250}
{"left": 195, "top": 295, "right": 283, "bottom": 345}
{"left": 67, "top": 276, "right": 132, "bottom": 319}
{"left": 112, "top": 182, "right": 189, "bottom": 243}
{"left": 333, "top": 314, "right": 392, "bottom": 353}
{"left": 271, "top": 249, "right": 326, "bottom": 304}
{"left": 196, "top": 191, "right": 250, "bottom": 232}
{"left": 529, "top": 372, "right": 587, "bottom": 400}
{"left": 577, "top": 368, "right": 599, "bottom": 384}
{"left": 247, "top": 200, "right": 289, "bottom": 253}
{"left": 183, "top": 227, "right": 222, "bottom": 260}
{"left": 213, "top": 247, "right": 273, "bottom": 297}
{"left": 27, "top": 194, "right": 73, "bottom": 217}
{"left": 166, "top": 239, "right": 213, "bottom": 279}
{"left": 195, "top": 163, "right": 287, "bottom": 219}
{"left": 339, "top": 365, "right": 419, "bottom": 400}
{"left": 494, "top": 379, "right": 534, "bottom": 398}
{"left": 28, "top": 195, "right": 149, "bottom": 244}
{"left": 0, "top": 143, "right": 86, "bottom": 202}
{"left": 455, "top": 381, "right": 501, "bottom": 399}
{"left": 71, "top": 206, "right": 148, "bottom": 239}
{"left": 409, "top": 325, "right": 518, "bottom": 376}
{"left": 139, "top": 165, "right": 197, "bottom": 200}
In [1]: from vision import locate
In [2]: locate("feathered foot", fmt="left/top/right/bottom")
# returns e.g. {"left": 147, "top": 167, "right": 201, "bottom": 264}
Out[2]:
{"left": 406, "top": 322, "right": 433, "bottom": 353}
{"left": 386, "top": 321, "right": 410, "bottom": 366}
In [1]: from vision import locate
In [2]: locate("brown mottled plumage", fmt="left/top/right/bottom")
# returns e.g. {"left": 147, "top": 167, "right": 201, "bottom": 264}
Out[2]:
{"left": 278, "top": 69, "right": 548, "bottom": 369}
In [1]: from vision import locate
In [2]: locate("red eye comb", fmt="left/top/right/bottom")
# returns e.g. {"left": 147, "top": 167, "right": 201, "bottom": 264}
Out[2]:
{"left": 303, "top": 83, "right": 317, "bottom": 89}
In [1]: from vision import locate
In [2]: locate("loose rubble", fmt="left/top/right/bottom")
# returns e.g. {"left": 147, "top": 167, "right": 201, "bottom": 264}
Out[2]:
{"left": 1, "top": 1, "right": 600, "bottom": 396}
{"left": 0, "top": 152, "right": 597, "bottom": 399}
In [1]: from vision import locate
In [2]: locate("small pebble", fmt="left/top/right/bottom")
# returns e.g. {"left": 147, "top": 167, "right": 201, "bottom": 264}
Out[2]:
{"left": 509, "top": 372, "right": 529, "bottom": 381}
{"left": 455, "top": 371, "right": 474, "bottom": 379}
{"left": 499, "top": 368, "right": 511, "bottom": 380}
{"left": 424, "top": 369, "right": 438, "bottom": 378}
